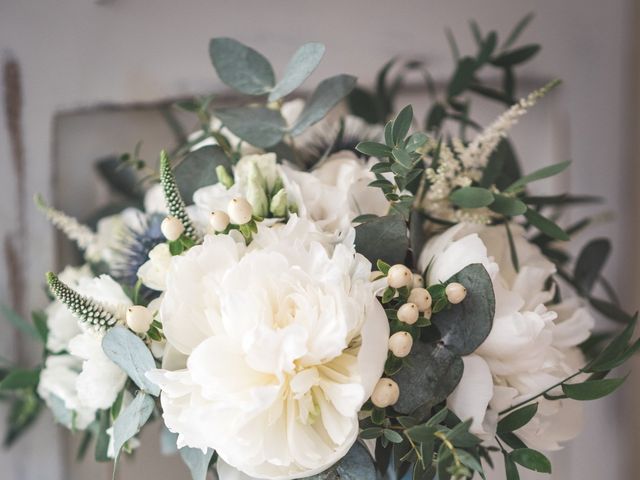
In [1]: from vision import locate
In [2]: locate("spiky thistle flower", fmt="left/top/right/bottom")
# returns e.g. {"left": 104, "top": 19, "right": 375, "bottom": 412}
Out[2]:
{"left": 159, "top": 150, "right": 198, "bottom": 242}
{"left": 35, "top": 194, "right": 97, "bottom": 250}
{"left": 46, "top": 272, "right": 120, "bottom": 329}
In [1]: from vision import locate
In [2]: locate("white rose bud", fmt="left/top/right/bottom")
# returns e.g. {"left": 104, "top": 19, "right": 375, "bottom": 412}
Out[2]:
{"left": 408, "top": 288, "right": 432, "bottom": 312}
{"left": 269, "top": 188, "right": 288, "bottom": 218}
{"left": 227, "top": 197, "right": 253, "bottom": 225}
{"left": 397, "top": 302, "right": 419, "bottom": 325}
{"left": 246, "top": 177, "right": 269, "bottom": 218}
{"left": 209, "top": 210, "right": 230, "bottom": 232}
{"left": 371, "top": 378, "right": 400, "bottom": 408}
{"left": 387, "top": 264, "right": 413, "bottom": 289}
{"left": 161, "top": 216, "right": 184, "bottom": 241}
{"left": 412, "top": 274, "right": 424, "bottom": 288}
{"left": 445, "top": 282, "right": 467, "bottom": 304}
{"left": 388, "top": 331, "right": 413, "bottom": 358}
{"left": 126, "top": 305, "right": 153, "bottom": 334}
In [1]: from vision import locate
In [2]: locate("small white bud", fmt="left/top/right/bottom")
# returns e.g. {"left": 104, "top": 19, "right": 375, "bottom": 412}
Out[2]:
{"left": 371, "top": 378, "right": 400, "bottom": 408}
{"left": 126, "top": 305, "right": 153, "bottom": 334}
{"left": 445, "top": 282, "right": 467, "bottom": 304}
{"left": 227, "top": 197, "right": 253, "bottom": 225}
{"left": 269, "top": 188, "right": 288, "bottom": 217}
{"left": 387, "top": 264, "right": 413, "bottom": 289}
{"left": 388, "top": 331, "right": 413, "bottom": 358}
{"left": 412, "top": 274, "right": 424, "bottom": 288}
{"left": 397, "top": 302, "right": 419, "bottom": 325}
{"left": 209, "top": 210, "right": 230, "bottom": 232}
{"left": 408, "top": 288, "right": 432, "bottom": 312}
{"left": 161, "top": 216, "right": 184, "bottom": 241}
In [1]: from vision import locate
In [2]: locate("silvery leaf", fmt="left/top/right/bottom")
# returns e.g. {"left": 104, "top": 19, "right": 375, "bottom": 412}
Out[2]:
{"left": 180, "top": 446, "right": 215, "bottom": 480}
{"left": 112, "top": 391, "right": 155, "bottom": 458}
{"left": 215, "top": 107, "right": 286, "bottom": 148}
{"left": 174, "top": 145, "right": 232, "bottom": 202}
{"left": 268, "top": 42, "right": 326, "bottom": 102}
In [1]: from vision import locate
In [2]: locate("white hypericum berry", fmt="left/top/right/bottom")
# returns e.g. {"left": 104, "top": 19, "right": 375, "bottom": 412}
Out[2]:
{"left": 227, "top": 197, "right": 253, "bottom": 225}
{"left": 388, "top": 331, "right": 413, "bottom": 358}
{"left": 126, "top": 305, "right": 154, "bottom": 334}
{"left": 445, "top": 282, "right": 467, "bottom": 304}
{"left": 412, "top": 273, "right": 424, "bottom": 288}
{"left": 371, "top": 378, "right": 400, "bottom": 408}
{"left": 387, "top": 264, "right": 413, "bottom": 288}
{"left": 408, "top": 288, "right": 432, "bottom": 312}
{"left": 161, "top": 216, "right": 184, "bottom": 241}
{"left": 209, "top": 210, "right": 230, "bottom": 232}
{"left": 397, "top": 302, "right": 419, "bottom": 325}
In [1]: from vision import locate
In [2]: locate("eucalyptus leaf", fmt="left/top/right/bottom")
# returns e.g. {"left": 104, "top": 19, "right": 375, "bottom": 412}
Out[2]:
{"left": 112, "top": 392, "right": 155, "bottom": 458}
{"left": 356, "top": 141, "right": 391, "bottom": 158}
{"left": 562, "top": 377, "right": 627, "bottom": 400}
{"left": 102, "top": 326, "right": 160, "bottom": 396}
{"left": 432, "top": 264, "right": 495, "bottom": 355}
{"left": 306, "top": 441, "right": 376, "bottom": 479}
{"left": 490, "top": 194, "right": 527, "bottom": 216}
{"left": 524, "top": 209, "right": 570, "bottom": 241}
{"left": 161, "top": 426, "right": 179, "bottom": 455}
{"left": 174, "top": 146, "right": 232, "bottom": 202}
{"left": 448, "top": 56, "right": 476, "bottom": 98}
{"left": 96, "top": 156, "right": 143, "bottom": 200}
{"left": 290, "top": 74, "right": 357, "bottom": 136}
{"left": 215, "top": 107, "right": 286, "bottom": 148}
{"left": 269, "top": 43, "right": 326, "bottom": 101}
{"left": 573, "top": 238, "right": 610, "bottom": 294}
{"left": 209, "top": 38, "right": 275, "bottom": 95}
{"left": 505, "top": 161, "right": 570, "bottom": 192}
{"left": 450, "top": 187, "right": 494, "bottom": 209}
{"left": 392, "top": 342, "right": 463, "bottom": 414}
{"left": 179, "top": 446, "right": 215, "bottom": 480}
{"left": 354, "top": 215, "right": 408, "bottom": 266}
{"left": 392, "top": 105, "right": 413, "bottom": 145}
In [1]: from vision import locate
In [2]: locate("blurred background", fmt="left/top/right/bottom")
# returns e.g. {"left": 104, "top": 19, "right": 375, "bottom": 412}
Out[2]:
{"left": 0, "top": 0, "right": 638, "bottom": 479}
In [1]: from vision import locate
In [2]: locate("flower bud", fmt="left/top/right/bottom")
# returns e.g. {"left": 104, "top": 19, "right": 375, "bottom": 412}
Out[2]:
{"left": 397, "top": 302, "right": 419, "bottom": 325}
{"left": 445, "top": 282, "right": 467, "bottom": 304}
{"left": 388, "top": 331, "right": 413, "bottom": 358}
{"left": 371, "top": 378, "right": 400, "bottom": 408}
{"left": 387, "top": 264, "right": 413, "bottom": 289}
{"left": 227, "top": 197, "right": 253, "bottom": 225}
{"left": 269, "top": 188, "right": 288, "bottom": 217}
{"left": 412, "top": 274, "right": 424, "bottom": 288}
{"left": 246, "top": 176, "right": 269, "bottom": 218}
{"left": 209, "top": 210, "right": 230, "bottom": 232}
{"left": 126, "top": 305, "right": 153, "bottom": 334}
{"left": 161, "top": 216, "right": 184, "bottom": 241}
{"left": 216, "top": 165, "right": 234, "bottom": 189}
{"left": 408, "top": 288, "right": 432, "bottom": 312}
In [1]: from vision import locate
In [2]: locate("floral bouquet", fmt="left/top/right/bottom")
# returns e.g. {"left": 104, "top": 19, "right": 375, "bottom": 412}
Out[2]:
{"left": 1, "top": 18, "right": 637, "bottom": 480}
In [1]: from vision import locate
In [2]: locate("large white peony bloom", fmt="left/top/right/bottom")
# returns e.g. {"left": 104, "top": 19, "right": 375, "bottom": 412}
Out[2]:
{"left": 147, "top": 217, "right": 389, "bottom": 479}
{"left": 418, "top": 223, "right": 594, "bottom": 450}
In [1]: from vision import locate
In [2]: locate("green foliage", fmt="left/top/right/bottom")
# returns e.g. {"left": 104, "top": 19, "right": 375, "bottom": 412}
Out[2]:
{"left": 354, "top": 215, "right": 409, "bottom": 266}
{"left": 562, "top": 377, "right": 627, "bottom": 400}
{"left": 3, "top": 390, "right": 41, "bottom": 447}
{"left": 209, "top": 38, "right": 275, "bottom": 95}
{"left": 509, "top": 448, "right": 551, "bottom": 473}
{"left": 102, "top": 326, "right": 160, "bottom": 396}
{"left": 306, "top": 441, "right": 376, "bottom": 479}
{"left": 111, "top": 392, "right": 155, "bottom": 462}
{"left": 497, "top": 403, "right": 538, "bottom": 434}
{"left": 0, "top": 369, "right": 39, "bottom": 391}
{"left": 449, "top": 187, "right": 494, "bottom": 209}
{"left": 174, "top": 146, "right": 232, "bottom": 201}
{"left": 179, "top": 447, "right": 216, "bottom": 480}
{"left": 268, "top": 42, "right": 325, "bottom": 102}
{"left": 0, "top": 305, "right": 41, "bottom": 342}
{"left": 214, "top": 107, "right": 287, "bottom": 148}
{"left": 504, "top": 161, "right": 570, "bottom": 193}
{"left": 573, "top": 238, "right": 611, "bottom": 295}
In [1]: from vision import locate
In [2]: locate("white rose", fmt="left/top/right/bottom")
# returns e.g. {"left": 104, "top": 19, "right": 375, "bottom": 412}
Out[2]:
{"left": 45, "top": 264, "right": 92, "bottom": 353}
{"left": 419, "top": 223, "right": 593, "bottom": 449}
{"left": 148, "top": 217, "right": 388, "bottom": 479}
{"left": 137, "top": 243, "right": 173, "bottom": 291}
{"left": 37, "top": 355, "right": 96, "bottom": 430}
{"left": 282, "top": 152, "right": 389, "bottom": 236}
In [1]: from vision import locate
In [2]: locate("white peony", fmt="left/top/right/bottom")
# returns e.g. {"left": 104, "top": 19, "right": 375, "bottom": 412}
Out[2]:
{"left": 137, "top": 243, "right": 173, "bottom": 291}
{"left": 147, "top": 216, "right": 389, "bottom": 479}
{"left": 418, "top": 223, "right": 594, "bottom": 450}
{"left": 282, "top": 151, "right": 389, "bottom": 237}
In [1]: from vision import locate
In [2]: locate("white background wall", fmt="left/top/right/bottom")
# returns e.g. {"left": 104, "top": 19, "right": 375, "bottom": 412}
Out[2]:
{"left": 0, "top": 1, "right": 638, "bottom": 479}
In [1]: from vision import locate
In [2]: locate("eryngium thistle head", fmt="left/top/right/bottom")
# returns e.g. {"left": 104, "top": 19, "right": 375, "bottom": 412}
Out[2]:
{"left": 46, "top": 272, "right": 118, "bottom": 329}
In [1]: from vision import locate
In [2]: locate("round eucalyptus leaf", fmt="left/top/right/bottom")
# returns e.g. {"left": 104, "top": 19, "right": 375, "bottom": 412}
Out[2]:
{"left": 392, "top": 342, "right": 463, "bottom": 414}
{"left": 432, "top": 263, "right": 495, "bottom": 356}
{"left": 209, "top": 38, "right": 275, "bottom": 95}
{"left": 305, "top": 441, "right": 376, "bottom": 479}
{"left": 215, "top": 107, "right": 286, "bottom": 148}
{"left": 174, "top": 146, "right": 231, "bottom": 202}
{"left": 354, "top": 214, "right": 408, "bottom": 266}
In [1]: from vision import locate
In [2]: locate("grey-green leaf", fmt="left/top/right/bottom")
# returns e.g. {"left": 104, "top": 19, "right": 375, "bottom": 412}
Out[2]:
{"left": 290, "top": 74, "right": 357, "bottom": 136}
{"left": 509, "top": 448, "right": 551, "bottom": 473}
{"left": 490, "top": 194, "right": 527, "bottom": 216}
{"left": 573, "top": 238, "right": 611, "bottom": 294}
{"left": 306, "top": 441, "right": 376, "bottom": 479}
{"left": 102, "top": 326, "right": 160, "bottom": 396}
{"left": 432, "top": 264, "right": 495, "bottom": 355}
{"left": 450, "top": 187, "right": 494, "bottom": 209}
{"left": 392, "top": 342, "right": 463, "bottom": 414}
{"left": 505, "top": 161, "right": 570, "bottom": 192}
{"left": 268, "top": 43, "right": 326, "bottom": 102}
{"left": 179, "top": 447, "right": 215, "bottom": 480}
{"left": 392, "top": 105, "right": 413, "bottom": 144}
{"left": 497, "top": 403, "right": 538, "bottom": 434}
{"left": 524, "top": 209, "right": 570, "bottom": 241}
{"left": 562, "top": 377, "right": 627, "bottom": 400}
{"left": 209, "top": 38, "right": 275, "bottom": 95}
{"left": 448, "top": 56, "right": 477, "bottom": 97}
{"left": 174, "top": 146, "right": 232, "bottom": 202}
{"left": 215, "top": 107, "right": 286, "bottom": 148}
{"left": 354, "top": 215, "right": 408, "bottom": 266}
{"left": 112, "top": 392, "right": 155, "bottom": 458}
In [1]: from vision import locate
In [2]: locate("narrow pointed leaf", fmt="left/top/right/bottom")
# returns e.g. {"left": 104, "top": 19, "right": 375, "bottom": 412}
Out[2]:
{"left": 562, "top": 377, "right": 627, "bottom": 400}
{"left": 505, "top": 161, "right": 570, "bottom": 192}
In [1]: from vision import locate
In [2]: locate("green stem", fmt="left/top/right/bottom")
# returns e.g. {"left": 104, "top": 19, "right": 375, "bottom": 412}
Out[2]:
{"left": 499, "top": 370, "right": 581, "bottom": 415}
